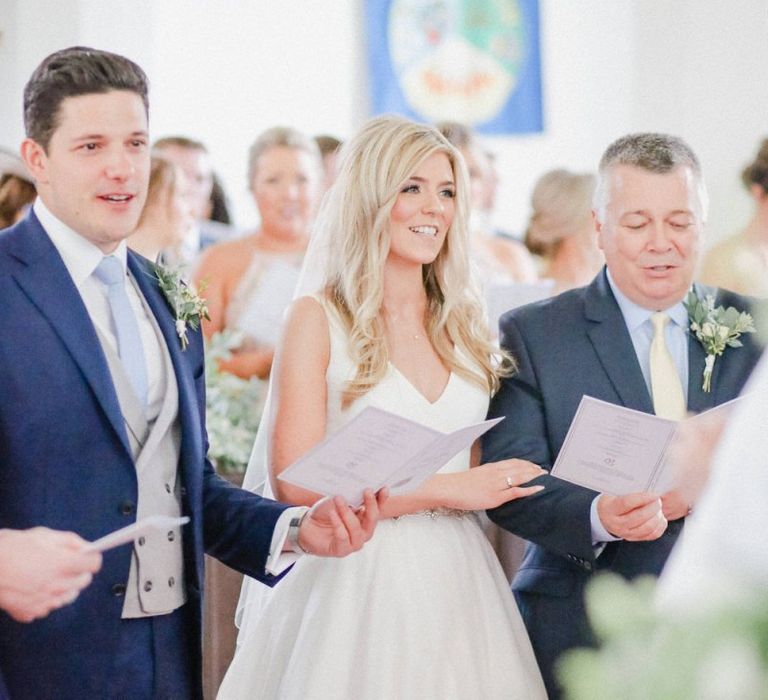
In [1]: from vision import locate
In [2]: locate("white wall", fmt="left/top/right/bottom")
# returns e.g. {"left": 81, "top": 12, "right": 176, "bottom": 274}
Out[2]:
{"left": 2, "top": 0, "right": 766, "bottom": 244}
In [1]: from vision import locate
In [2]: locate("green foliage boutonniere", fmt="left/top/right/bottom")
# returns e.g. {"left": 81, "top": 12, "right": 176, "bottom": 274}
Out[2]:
{"left": 153, "top": 263, "right": 210, "bottom": 350}
{"left": 684, "top": 291, "right": 755, "bottom": 392}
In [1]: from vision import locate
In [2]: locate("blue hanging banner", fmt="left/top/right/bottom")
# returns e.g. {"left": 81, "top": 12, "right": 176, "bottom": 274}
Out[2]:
{"left": 365, "top": 0, "right": 543, "bottom": 134}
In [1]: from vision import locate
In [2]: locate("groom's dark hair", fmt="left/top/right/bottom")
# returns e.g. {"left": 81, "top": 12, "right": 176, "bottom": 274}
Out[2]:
{"left": 23, "top": 46, "right": 149, "bottom": 152}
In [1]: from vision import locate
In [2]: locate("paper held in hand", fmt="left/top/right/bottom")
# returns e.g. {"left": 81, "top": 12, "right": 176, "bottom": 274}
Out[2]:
{"left": 550, "top": 395, "right": 742, "bottom": 496}
{"left": 86, "top": 516, "right": 190, "bottom": 552}
{"left": 278, "top": 406, "right": 504, "bottom": 506}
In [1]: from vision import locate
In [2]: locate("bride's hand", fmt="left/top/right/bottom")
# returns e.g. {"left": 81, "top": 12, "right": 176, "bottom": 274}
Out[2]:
{"left": 441, "top": 459, "right": 545, "bottom": 510}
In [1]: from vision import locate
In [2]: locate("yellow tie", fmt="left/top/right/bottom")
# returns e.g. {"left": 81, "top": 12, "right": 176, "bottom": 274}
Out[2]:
{"left": 650, "top": 312, "right": 686, "bottom": 420}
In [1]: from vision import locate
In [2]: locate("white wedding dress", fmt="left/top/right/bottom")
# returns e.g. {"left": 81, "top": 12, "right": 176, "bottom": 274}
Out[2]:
{"left": 218, "top": 303, "right": 547, "bottom": 700}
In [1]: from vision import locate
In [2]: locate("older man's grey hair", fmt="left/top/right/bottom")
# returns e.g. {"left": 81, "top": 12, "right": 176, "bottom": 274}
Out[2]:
{"left": 592, "top": 133, "right": 709, "bottom": 222}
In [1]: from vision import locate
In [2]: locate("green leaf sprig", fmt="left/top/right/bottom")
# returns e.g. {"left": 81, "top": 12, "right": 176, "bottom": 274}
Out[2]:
{"left": 684, "top": 292, "right": 755, "bottom": 392}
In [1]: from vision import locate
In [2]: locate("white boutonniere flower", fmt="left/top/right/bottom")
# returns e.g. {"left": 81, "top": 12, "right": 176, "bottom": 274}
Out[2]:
{"left": 153, "top": 263, "right": 210, "bottom": 350}
{"left": 684, "top": 292, "right": 755, "bottom": 392}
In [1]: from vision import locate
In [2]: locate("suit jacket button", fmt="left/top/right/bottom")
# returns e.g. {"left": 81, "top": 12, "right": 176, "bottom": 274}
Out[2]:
{"left": 167, "top": 530, "right": 175, "bottom": 542}
{"left": 119, "top": 500, "right": 135, "bottom": 516}
{"left": 138, "top": 536, "right": 146, "bottom": 546}
{"left": 112, "top": 583, "right": 126, "bottom": 597}
{"left": 165, "top": 483, "right": 172, "bottom": 494}
{"left": 168, "top": 577, "right": 175, "bottom": 587}
{"left": 143, "top": 580, "right": 153, "bottom": 592}
{"left": 180, "top": 486, "right": 187, "bottom": 497}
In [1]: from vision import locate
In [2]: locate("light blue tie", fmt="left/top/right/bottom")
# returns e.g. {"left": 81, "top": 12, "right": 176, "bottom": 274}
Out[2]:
{"left": 93, "top": 256, "right": 148, "bottom": 409}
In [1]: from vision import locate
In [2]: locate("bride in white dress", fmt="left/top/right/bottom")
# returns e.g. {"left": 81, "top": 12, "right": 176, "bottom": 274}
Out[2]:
{"left": 219, "top": 116, "right": 548, "bottom": 699}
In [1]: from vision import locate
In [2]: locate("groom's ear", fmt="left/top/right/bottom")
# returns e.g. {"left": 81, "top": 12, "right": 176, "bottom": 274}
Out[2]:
{"left": 20, "top": 138, "right": 49, "bottom": 185}
{"left": 592, "top": 209, "right": 605, "bottom": 251}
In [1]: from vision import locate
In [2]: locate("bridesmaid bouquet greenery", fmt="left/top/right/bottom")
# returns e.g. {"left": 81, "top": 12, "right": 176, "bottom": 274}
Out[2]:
{"left": 558, "top": 574, "right": 768, "bottom": 699}
{"left": 205, "top": 331, "right": 265, "bottom": 474}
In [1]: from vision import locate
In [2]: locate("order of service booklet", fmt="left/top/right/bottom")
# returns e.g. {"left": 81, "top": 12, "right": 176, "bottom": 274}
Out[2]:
{"left": 550, "top": 395, "right": 741, "bottom": 495}
{"left": 278, "top": 406, "right": 503, "bottom": 506}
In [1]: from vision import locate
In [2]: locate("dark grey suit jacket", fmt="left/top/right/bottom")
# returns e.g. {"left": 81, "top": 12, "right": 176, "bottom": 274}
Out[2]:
{"left": 483, "top": 268, "right": 762, "bottom": 697}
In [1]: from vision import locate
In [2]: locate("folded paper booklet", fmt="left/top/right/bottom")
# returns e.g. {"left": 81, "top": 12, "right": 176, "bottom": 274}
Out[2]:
{"left": 550, "top": 395, "right": 742, "bottom": 495}
{"left": 86, "top": 516, "right": 190, "bottom": 552}
{"left": 278, "top": 406, "right": 504, "bottom": 506}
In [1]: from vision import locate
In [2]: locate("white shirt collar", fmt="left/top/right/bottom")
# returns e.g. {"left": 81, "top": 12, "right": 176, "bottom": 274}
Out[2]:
{"left": 606, "top": 268, "right": 690, "bottom": 332}
{"left": 34, "top": 198, "right": 128, "bottom": 288}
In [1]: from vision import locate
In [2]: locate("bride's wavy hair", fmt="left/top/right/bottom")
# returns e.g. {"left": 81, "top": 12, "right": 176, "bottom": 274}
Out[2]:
{"left": 314, "top": 115, "right": 513, "bottom": 405}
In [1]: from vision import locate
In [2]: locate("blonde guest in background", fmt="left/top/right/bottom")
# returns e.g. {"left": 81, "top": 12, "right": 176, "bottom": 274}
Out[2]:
{"left": 525, "top": 168, "right": 604, "bottom": 294}
{"left": 437, "top": 121, "right": 538, "bottom": 283}
{"left": 700, "top": 137, "right": 768, "bottom": 297}
{"left": 128, "top": 155, "right": 194, "bottom": 262}
{"left": 220, "top": 116, "right": 547, "bottom": 699}
{"left": 194, "top": 127, "right": 321, "bottom": 379}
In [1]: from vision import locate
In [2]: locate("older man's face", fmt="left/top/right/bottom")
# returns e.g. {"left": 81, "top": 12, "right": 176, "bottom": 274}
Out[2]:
{"left": 595, "top": 164, "right": 704, "bottom": 310}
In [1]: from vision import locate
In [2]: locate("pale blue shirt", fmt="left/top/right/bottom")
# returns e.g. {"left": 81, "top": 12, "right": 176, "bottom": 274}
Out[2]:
{"left": 589, "top": 271, "right": 691, "bottom": 543}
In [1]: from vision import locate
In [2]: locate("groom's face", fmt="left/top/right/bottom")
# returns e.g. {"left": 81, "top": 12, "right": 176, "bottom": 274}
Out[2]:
{"left": 21, "top": 90, "right": 150, "bottom": 254}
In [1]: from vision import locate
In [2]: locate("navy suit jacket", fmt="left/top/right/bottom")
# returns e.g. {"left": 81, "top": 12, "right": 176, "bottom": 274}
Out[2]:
{"left": 483, "top": 269, "right": 762, "bottom": 694}
{"left": 0, "top": 211, "right": 289, "bottom": 698}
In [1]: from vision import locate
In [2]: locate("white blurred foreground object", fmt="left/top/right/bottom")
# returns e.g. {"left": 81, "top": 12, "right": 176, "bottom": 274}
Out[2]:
{"left": 656, "top": 351, "right": 768, "bottom": 614}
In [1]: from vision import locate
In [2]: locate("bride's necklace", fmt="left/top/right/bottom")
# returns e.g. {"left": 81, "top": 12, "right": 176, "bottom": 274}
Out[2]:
{"left": 384, "top": 312, "right": 426, "bottom": 342}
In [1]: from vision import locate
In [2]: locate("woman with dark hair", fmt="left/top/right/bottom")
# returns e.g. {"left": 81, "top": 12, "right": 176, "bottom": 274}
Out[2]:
{"left": 0, "top": 148, "right": 36, "bottom": 229}
{"left": 700, "top": 138, "right": 768, "bottom": 296}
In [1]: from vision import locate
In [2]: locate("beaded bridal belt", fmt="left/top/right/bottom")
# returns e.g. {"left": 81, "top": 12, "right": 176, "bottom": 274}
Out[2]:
{"left": 393, "top": 508, "right": 471, "bottom": 521}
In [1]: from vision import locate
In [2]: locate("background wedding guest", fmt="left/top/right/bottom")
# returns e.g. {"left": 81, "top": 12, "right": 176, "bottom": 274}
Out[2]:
{"left": 194, "top": 126, "right": 321, "bottom": 379}
{"left": 524, "top": 168, "right": 604, "bottom": 294}
{"left": 153, "top": 136, "right": 239, "bottom": 264}
{"left": 313, "top": 133, "right": 342, "bottom": 197}
{"left": 207, "top": 172, "right": 233, "bottom": 225}
{"left": 437, "top": 121, "right": 538, "bottom": 283}
{"left": 699, "top": 137, "right": 768, "bottom": 296}
{"left": 0, "top": 147, "right": 36, "bottom": 229}
{"left": 128, "top": 155, "right": 194, "bottom": 262}
{"left": 483, "top": 132, "right": 763, "bottom": 699}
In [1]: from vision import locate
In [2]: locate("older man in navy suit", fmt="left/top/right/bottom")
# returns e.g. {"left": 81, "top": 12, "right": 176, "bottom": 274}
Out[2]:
{"left": 483, "top": 133, "right": 763, "bottom": 698}
{"left": 0, "top": 47, "right": 384, "bottom": 699}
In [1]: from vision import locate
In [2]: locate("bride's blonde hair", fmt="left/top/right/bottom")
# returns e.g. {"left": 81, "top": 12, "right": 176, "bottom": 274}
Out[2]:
{"left": 315, "top": 115, "right": 512, "bottom": 405}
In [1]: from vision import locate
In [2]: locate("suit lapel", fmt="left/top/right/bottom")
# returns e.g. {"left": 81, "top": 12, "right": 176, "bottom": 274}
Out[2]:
{"left": 584, "top": 270, "right": 655, "bottom": 413}
{"left": 9, "top": 213, "right": 132, "bottom": 455}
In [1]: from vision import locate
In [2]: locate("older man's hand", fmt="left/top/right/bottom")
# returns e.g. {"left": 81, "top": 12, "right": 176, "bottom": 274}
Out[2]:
{"left": 597, "top": 492, "right": 668, "bottom": 541}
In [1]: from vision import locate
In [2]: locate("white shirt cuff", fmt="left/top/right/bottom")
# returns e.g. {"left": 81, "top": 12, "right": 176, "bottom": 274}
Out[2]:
{"left": 590, "top": 495, "right": 622, "bottom": 547}
{"left": 265, "top": 506, "right": 309, "bottom": 576}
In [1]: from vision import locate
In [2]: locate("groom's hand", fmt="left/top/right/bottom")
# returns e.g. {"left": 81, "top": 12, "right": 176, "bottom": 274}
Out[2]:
{"left": 297, "top": 489, "right": 388, "bottom": 557}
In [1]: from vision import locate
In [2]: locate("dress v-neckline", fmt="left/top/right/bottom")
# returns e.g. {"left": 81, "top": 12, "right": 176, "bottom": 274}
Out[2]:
{"left": 388, "top": 362, "right": 454, "bottom": 406}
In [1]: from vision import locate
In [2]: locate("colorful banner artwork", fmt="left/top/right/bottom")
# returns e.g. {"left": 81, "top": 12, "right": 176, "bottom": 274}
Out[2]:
{"left": 365, "top": 0, "right": 543, "bottom": 134}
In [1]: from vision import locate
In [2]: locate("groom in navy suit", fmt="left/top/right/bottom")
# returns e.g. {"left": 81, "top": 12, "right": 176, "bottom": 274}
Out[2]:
{"left": 484, "top": 133, "right": 763, "bottom": 698}
{"left": 0, "top": 47, "right": 383, "bottom": 699}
